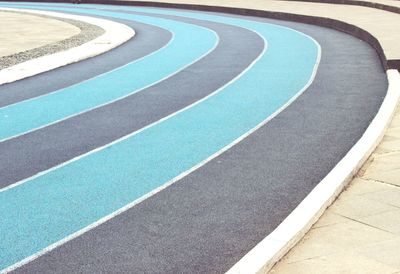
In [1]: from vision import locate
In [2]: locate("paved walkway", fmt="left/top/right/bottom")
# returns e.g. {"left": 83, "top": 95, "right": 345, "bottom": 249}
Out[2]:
{"left": 0, "top": 10, "right": 80, "bottom": 57}
{"left": 285, "top": 0, "right": 400, "bottom": 9}
{"left": 341, "top": 0, "right": 400, "bottom": 8}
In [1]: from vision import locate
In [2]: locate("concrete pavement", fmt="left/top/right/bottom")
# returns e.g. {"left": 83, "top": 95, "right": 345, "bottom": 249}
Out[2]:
{"left": 0, "top": 10, "right": 80, "bottom": 58}
{"left": 280, "top": 0, "right": 400, "bottom": 10}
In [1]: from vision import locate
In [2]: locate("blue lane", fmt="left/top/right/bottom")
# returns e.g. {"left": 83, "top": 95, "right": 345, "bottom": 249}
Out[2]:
{"left": 0, "top": 4, "right": 319, "bottom": 271}
{"left": 0, "top": 5, "right": 217, "bottom": 141}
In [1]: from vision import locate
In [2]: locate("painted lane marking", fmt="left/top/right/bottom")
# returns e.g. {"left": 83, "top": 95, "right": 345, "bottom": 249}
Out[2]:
{"left": 0, "top": 7, "right": 320, "bottom": 272}
{"left": 0, "top": 5, "right": 218, "bottom": 142}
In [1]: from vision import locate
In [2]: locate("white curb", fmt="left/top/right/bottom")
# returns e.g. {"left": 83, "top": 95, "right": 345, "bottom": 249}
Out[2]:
{"left": 226, "top": 69, "right": 400, "bottom": 274}
{"left": 0, "top": 7, "right": 135, "bottom": 85}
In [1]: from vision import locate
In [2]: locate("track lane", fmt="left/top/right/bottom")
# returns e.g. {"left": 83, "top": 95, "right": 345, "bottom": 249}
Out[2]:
{"left": 0, "top": 6, "right": 320, "bottom": 271}
{"left": 8, "top": 10, "right": 387, "bottom": 274}
{"left": 0, "top": 13, "right": 264, "bottom": 188}
{"left": 0, "top": 5, "right": 218, "bottom": 141}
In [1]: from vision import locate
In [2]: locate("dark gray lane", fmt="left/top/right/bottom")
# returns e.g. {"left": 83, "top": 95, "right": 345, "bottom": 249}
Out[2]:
{"left": 0, "top": 13, "right": 264, "bottom": 188}
{"left": 13, "top": 9, "right": 387, "bottom": 274}
{"left": 0, "top": 16, "right": 171, "bottom": 107}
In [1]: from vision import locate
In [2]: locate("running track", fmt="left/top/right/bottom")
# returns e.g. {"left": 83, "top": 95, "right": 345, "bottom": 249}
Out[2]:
{"left": 0, "top": 3, "right": 387, "bottom": 273}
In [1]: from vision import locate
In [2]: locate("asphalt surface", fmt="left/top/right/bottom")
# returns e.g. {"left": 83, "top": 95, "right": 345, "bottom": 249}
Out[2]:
{"left": 0, "top": 11, "right": 263, "bottom": 188}
{"left": 1, "top": 4, "right": 388, "bottom": 274}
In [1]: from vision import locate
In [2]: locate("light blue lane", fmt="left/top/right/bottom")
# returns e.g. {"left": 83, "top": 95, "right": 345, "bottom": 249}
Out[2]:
{"left": 0, "top": 4, "right": 319, "bottom": 271}
{"left": 0, "top": 5, "right": 217, "bottom": 141}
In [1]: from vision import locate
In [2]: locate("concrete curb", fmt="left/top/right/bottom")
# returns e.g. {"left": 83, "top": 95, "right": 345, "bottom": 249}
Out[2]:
{"left": 226, "top": 69, "right": 400, "bottom": 273}
{"left": 0, "top": 7, "right": 135, "bottom": 85}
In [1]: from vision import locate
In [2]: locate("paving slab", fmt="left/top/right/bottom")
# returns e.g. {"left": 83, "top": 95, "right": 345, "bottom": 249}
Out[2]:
{"left": 0, "top": 10, "right": 80, "bottom": 57}
{"left": 340, "top": 0, "right": 400, "bottom": 7}
{"left": 272, "top": 250, "right": 399, "bottom": 274}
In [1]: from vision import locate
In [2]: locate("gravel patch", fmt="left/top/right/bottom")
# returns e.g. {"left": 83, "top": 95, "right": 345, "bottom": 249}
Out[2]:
{"left": 0, "top": 10, "right": 105, "bottom": 70}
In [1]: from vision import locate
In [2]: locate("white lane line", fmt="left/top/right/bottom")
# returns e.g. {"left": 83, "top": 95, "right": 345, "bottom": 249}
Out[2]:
{"left": 0, "top": 7, "right": 134, "bottom": 85}
{"left": 0, "top": 25, "right": 219, "bottom": 144}
{"left": 0, "top": 29, "right": 268, "bottom": 273}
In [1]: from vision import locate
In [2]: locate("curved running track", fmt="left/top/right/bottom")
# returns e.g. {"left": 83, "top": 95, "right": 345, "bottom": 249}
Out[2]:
{"left": 0, "top": 2, "right": 387, "bottom": 273}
